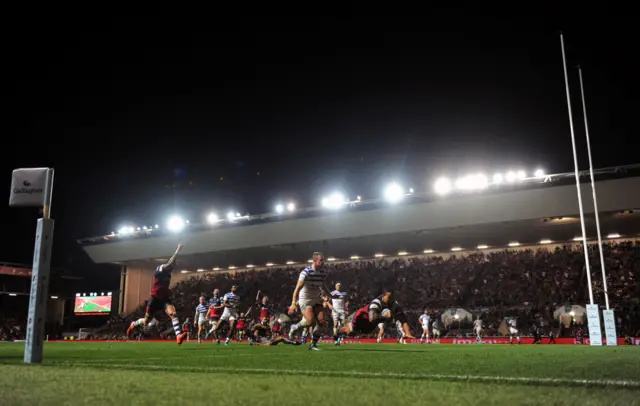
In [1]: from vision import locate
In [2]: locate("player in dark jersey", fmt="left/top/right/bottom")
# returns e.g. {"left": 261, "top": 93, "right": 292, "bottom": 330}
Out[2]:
{"left": 127, "top": 243, "right": 187, "bottom": 344}
{"left": 255, "top": 290, "right": 272, "bottom": 321}
{"left": 339, "top": 289, "right": 414, "bottom": 340}
{"left": 206, "top": 289, "right": 223, "bottom": 339}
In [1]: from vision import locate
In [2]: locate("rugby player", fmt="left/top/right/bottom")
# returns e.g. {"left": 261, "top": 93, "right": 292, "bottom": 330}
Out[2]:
{"left": 473, "top": 316, "right": 483, "bottom": 343}
{"left": 213, "top": 285, "right": 242, "bottom": 345}
{"left": 207, "top": 289, "right": 223, "bottom": 339}
{"left": 193, "top": 296, "right": 208, "bottom": 343}
{"left": 431, "top": 319, "right": 441, "bottom": 343}
{"left": 508, "top": 317, "right": 520, "bottom": 344}
{"left": 418, "top": 310, "right": 430, "bottom": 343}
{"left": 127, "top": 243, "right": 187, "bottom": 344}
{"left": 255, "top": 290, "right": 272, "bottom": 321}
{"left": 235, "top": 314, "right": 247, "bottom": 341}
{"left": 340, "top": 290, "right": 414, "bottom": 340}
{"left": 330, "top": 283, "right": 348, "bottom": 345}
{"left": 288, "top": 252, "right": 328, "bottom": 350}
{"left": 250, "top": 335, "right": 304, "bottom": 346}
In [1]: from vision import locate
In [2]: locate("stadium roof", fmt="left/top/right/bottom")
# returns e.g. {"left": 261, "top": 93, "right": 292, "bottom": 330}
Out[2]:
{"left": 78, "top": 166, "right": 640, "bottom": 270}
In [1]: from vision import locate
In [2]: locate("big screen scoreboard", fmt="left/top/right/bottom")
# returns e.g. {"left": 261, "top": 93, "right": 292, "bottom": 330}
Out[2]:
{"left": 74, "top": 292, "right": 113, "bottom": 316}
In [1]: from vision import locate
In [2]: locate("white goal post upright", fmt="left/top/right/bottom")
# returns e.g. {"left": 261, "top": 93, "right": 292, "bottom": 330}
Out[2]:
{"left": 8, "top": 167, "right": 55, "bottom": 363}
{"left": 577, "top": 66, "right": 617, "bottom": 345}
{"left": 559, "top": 33, "right": 602, "bottom": 346}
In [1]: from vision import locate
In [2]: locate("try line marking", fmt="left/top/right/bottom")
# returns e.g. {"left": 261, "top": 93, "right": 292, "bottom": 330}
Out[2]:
{"left": 58, "top": 362, "right": 640, "bottom": 389}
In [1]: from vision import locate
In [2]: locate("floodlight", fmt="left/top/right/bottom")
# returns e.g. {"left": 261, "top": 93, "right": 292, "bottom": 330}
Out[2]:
{"left": 434, "top": 178, "right": 452, "bottom": 195}
{"left": 207, "top": 213, "right": 218, "bottom": 224}
{"left": 384, "top": 183, "right": 404, "bottom": 203}
{"left": 322, "top": 193, "right": 346, "bottom": 209}
{"left": 167, "top": 216, "right": 185, "bottom": 232}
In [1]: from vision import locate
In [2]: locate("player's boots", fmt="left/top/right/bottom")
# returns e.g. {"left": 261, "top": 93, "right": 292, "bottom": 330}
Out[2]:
{"left": 126, "top": 322, "right": 135, "bottom": 337}
{"left": 176, "top": 332, "right": 187, "bottom": 345}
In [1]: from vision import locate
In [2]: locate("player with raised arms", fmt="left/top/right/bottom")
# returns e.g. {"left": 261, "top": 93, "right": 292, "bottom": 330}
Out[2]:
{"left": 288, "top": 252, "right": 328, "bottom": 350}
{"left": 127, "top": 243, "right": 187, "bottom": 344}
{"left": 339, "top": 289, "right": 414, "bottom": 340}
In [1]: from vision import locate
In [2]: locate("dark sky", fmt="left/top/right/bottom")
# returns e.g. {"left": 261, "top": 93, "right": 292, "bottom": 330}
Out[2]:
{"left": 3, "top": 12, "right": 637, "bottom": 276}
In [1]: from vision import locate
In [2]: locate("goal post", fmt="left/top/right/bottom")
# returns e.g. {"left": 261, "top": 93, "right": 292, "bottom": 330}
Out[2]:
{"left": 9, "top": 167, "right": 55, "bottom": 364}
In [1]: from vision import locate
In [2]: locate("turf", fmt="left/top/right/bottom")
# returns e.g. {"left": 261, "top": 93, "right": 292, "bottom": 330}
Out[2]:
{"left": 1, "top": 342, "right": 639, "bottom": 405}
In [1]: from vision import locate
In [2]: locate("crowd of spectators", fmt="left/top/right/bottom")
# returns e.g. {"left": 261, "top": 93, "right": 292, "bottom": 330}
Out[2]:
{"left": 103, "top": 240, "right": 638, "bottom": 340}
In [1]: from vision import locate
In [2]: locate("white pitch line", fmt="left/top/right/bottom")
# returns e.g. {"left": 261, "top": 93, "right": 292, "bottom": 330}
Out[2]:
{"left": 56, "top": 362, "right": 640, "bottom": 389}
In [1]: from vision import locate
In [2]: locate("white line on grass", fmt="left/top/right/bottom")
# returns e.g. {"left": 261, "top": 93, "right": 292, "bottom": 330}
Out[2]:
{"left": 58, "top": 362, "right": 640, "bottom": 389}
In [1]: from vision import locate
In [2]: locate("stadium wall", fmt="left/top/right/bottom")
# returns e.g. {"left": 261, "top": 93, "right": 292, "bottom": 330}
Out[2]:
{"left": 83, "top": 177, "right": 640, "bottom": 264}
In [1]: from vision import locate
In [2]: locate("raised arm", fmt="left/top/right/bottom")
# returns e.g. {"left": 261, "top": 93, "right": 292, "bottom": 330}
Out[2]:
{"left": 162, "top": 243, "right": 183, "bottom": 270}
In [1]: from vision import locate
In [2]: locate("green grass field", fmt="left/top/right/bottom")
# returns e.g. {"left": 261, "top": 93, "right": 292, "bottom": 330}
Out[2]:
{"left": 1, "top": 342, "right": 639, "bottom": 405}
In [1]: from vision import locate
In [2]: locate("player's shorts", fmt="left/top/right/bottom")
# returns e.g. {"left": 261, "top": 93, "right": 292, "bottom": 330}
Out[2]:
{"left": 474, "top": 327, "right": 482, "bottom": 335}
{"left": 236, "top": 327, "right": 244, "bottom": 332}
{"left": 197, "top": 314, "right": 206, "bottom": 325}
{"left": 350, "top": 308, "right": 376, "bottom": 334}
{"left": 145, "top": 295, "right": 170, "bottom": 315}
{"left": 432, "top": 328, "right": 440, "bottom": 337}
{"left": 332, "top": 310, "right": 346, "bottom": 323}
{"left": 377, "top": 322, "right": 385, "bottom": 329}
{"left": 221, "top": 308, "right": 239, "bottom": 322}
{"left": 509, "top": 327, "right": 518, "bottom": 335}
{"left": 298, "top": 298, "right": 321, "bottom": 312}
{"left": 422, "top": 323, "right": 430, "bottom": 331}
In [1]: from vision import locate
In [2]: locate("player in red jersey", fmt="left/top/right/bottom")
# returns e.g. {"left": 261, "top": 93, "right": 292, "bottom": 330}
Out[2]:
{"left": 127, "top": 243, "right": 187, "bottom": 344}
{"left": 255, "top": 290, "right": 272, "bottom": 321}
{"left": 339, "top": 289, "right": 414, "bottom": 340}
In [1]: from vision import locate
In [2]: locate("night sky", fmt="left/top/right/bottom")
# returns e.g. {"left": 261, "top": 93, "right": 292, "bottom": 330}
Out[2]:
{"left": 3, "top": 13, "right": 637, "bottom": 280}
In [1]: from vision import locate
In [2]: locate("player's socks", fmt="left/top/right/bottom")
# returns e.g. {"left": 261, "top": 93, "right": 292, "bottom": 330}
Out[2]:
{"left": 171, "top": 317, "right": 183, "bottom": 337}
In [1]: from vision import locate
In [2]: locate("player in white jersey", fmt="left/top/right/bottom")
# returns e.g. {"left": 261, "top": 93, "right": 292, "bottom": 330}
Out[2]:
{"left": 508, "top": 318, "right": 520, "bottom": 344}
{"left": 193, "top": 296, "right": 209, "bottom": 343}
{"left": 418, "top": 310, "right": 430, "bottom": 343}
{"left": 431, "top": 320, "right": 440, "bottom": 343}
{"left": 288, "top": 252, "right": 327, "bottom": 350}
{"left": 473, "top": 316, "right": 483, "bottom": 344}
{"left": 396, "top": 320, "right": 407, "bottom": 344}
{"left": 330, "top": 283, "right": 348, "bottom": 345}
{"left": 213, "top": 285, "right": 242, "bottom": 345}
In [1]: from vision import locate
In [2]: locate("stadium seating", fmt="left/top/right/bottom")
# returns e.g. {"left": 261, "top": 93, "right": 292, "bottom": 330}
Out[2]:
{"left": 92, "top": 240, "right": 640, "bottom": 340}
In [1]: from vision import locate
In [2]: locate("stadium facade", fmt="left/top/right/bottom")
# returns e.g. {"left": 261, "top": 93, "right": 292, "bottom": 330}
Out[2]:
{"left": 79, "top": 172, "right": 640, "bottom": 315}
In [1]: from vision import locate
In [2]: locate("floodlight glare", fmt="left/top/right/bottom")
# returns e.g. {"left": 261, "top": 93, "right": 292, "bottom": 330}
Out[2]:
{"left": 322, "top": 193, "right": 346, "bottom": 209}
{"left": 455, "top": 174, "right": 487, "bottom": 190}
{"left": 506, "top": 171, "right": 516, "bottom": 182}
{"left": 434, "top": 178, "right": 452, "bottom": 195}
{"left": 384, "top": 183, "right": 404, "bottom": 203}
{"left": 493, "top": 173, "right": 503, "bottom": 183}
{"left": 207, "top": 213, "right": 218, "bottom": 224}
{"left": 534, "top": 169, "right": 544, "bottom": 178}
{"left": 167, "top": 216, "right": 185, "bottom": 232}
{"left": 275, "top": 204, "right": 284, "bottom": 213}
{"left": 227, "top": 212, "right": 235, "bottom": 220}
{"left": 517, "top": 170, "right": 526, "bottom": 180}
{"left": 287, "top": 202, "right": 295, "bottom": 212}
